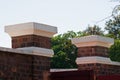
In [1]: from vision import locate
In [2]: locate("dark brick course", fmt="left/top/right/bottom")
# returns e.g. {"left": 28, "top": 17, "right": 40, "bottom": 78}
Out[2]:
{"left": 78, "top": 46, "right": 108, "bottom": 57}
{"left": 12, "top": 35, "right": 51, "bottom": 49}
{"left": 0, "top": 51, "right": 50, "bottom": 80}
{"left": 78, "top": 63, "right": 120, "bottom": 76}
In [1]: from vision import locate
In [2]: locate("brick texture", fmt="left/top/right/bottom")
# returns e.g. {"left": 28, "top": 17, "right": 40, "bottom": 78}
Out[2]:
{"left": 0, "top": 51, "right": 50, "bottom": 80}
{"left": 12, "top": 35, "right": 51, "bottom": 49}
{"left": 78, "top": 46, "right": 108, "bottom": 57}
{"left": 78, "top": 63, "right": 120, "bottom": 76}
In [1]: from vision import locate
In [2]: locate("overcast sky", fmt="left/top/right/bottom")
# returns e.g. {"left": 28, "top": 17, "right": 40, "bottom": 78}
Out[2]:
{"left": 0, "top": 0, "right": 119, "bottom": 48}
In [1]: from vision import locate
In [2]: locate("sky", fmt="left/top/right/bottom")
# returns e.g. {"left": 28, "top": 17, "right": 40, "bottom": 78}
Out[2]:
{"left": 0, "top": 0, "right": 119, "bottom": 48}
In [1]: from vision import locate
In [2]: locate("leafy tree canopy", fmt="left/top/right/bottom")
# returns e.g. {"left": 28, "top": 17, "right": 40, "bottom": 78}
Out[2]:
{"left": 105, "top": 15, "right": 120, "bottom": 39}
{"left": 83, "top": 25, "right": 104, "bottom": 35}
{"left": 51, "top": 31, "right": 78, "bottom": 69}
{"left": 109, "top": 40, "right": 120, "bottom": 62}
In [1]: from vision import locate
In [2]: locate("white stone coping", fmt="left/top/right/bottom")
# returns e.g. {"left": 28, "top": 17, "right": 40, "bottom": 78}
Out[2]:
{"left": 0, "top": 47, "right": 54, "bottom": 57}
{"left": 50, "top": 69, "right": 78, "bottom": 72}
{"left": 76, "top": 56, "right": 120, "bottom": 66}
{"left": 5, "top": 22, "right": 57, "bottom": 37}
{"left": 71, "top": 35, "right": 114, "bottom": 47}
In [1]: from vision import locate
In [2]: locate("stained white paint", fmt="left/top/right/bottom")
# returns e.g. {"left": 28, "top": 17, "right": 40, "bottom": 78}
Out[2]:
{"left": 71, "top": 35, "right": 114, "bottom": 48}
{"left": 0, "top": 47, "right": 54, "bottom": 57}
{"left": 5, "top": 22, "right": 57, "bottom": 37}
{"left": 76, "top": 56, "right": 120, "bottom": 66}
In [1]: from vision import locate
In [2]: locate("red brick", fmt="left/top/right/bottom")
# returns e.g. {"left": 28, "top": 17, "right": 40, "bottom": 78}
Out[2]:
{"left": 0, "top": 51, "right": 50, "bottom": 80}
{"left": 78, "top": 46, "right": 108, "bottom": 57}
{"left": 12, "top": 35, "right": 51, "bottom": 49}
{"left": 78, "top": 63, "right": 120, "bottom": 76}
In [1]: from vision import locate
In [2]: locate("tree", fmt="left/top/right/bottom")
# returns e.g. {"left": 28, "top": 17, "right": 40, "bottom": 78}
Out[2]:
{"left": 83, "top": 25, "right": 104, "bottom": 35}
{"left": 112, "top": 5, "right": 120, "bottom": 17}
{"left": 76, "top": 31, "right": 87, "bottom": 37}
{"left": 105, "top": 15, "right": 120, "bottom": 39}
{"left": 51, "top": 31, "right": 78, "bottom": 68}
{"left": 109, "top": 40, "right": 120, "bottom": 62}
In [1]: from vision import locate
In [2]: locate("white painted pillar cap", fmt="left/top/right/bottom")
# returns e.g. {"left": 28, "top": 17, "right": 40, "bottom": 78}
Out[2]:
{"left": 5, "top": 22, "right": 57, "bottom": 38}
{"left": 71, "top": 35, "right": 114, "bottom": 48}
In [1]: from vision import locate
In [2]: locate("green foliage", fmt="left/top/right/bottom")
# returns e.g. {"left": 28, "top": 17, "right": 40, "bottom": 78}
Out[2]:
{"left": 51, "top": 31, "right": 78, "bottom": 69}
{"left": 77, "top": 31, "right": 86, "bottom": 37}
{"left": 105, "top": 3, "right": 120, "bottom": 62}
{"left": 83, "top": 25, "right": 104, "bottom": 35}
{"left": 104, "top": 33, "right": 116, "bottom": 39}
{"left": 105, "top": 15, "right": 120, "bottom": 39}
{"left": 109, "top": 40, "right": 120, "bottom": 62}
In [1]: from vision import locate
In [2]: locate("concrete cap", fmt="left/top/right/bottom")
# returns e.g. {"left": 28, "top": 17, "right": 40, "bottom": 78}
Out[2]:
{"left": 0, "top": 47, "right": 54, "bottom": 57}
{"left": 76, "top": 56, "right": 120, "bottom": 66}
{"left": 71, "top": 35, "right": 114, "bottom": 48}
{"left": 5, "top": 22, "right": 57, "bottom": 38}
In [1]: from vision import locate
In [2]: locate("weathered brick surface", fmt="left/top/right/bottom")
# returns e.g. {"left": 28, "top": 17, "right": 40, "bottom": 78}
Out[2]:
{"left": 78, "top": 63, "right": 120, "bottom": 76}
{"left": 0, "top": 51, "right": 50, "bottom": 80}
{"left": 32, "top": 56, "right": 50, "bottom": 80}
{"left": 12, "top": 35, "right": 51, "bottom": 49}
{"left": 78, "top": 46, "right": 108, "bottom": 57}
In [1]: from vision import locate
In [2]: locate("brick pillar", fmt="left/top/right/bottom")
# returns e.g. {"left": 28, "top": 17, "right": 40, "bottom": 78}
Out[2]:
{"left": 72, "top": 35, "right": 120, "bottom": 76}
{"left": 5, "top": 22, "right": 57, "bottom": 80}
{"left": 5, "top": 22, "right": 57, "bottom": 49}
{"left": 72, "top": 35, "right": 114, "bottom": 57}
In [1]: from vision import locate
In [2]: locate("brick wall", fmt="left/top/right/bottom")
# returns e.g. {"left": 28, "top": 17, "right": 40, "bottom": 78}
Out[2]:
{"left": 78, "top": 63, "right": 120, "bottom": 76}
{"left": 97, "top": 75, "right": 120, "bottom": 80}
{"left": 78, "top": 46, "right": 108, "bottom": 57}
{"left": 50, "top": 70, "right": 94, "bottom": 80}
{"left": 12, "top": 35, "right": 51, "bottom": 49}
{"left": 0, "top": 51, "right": 50, "bottom": 80}
{"left": 32, "top": 56, "right": 50, "bottom": 80}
